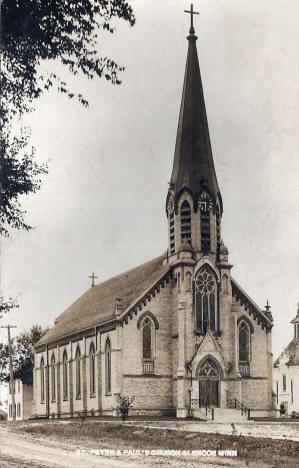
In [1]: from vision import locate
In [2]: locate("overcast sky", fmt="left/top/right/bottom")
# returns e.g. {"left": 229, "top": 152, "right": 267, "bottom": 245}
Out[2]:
{"left": 1, "top": 0, "right": 298, "bottom": 359}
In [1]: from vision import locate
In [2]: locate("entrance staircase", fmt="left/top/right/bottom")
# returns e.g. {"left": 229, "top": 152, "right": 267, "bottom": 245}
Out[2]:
{"left": 192, "top": 398, "right": 253, "bottom": 423}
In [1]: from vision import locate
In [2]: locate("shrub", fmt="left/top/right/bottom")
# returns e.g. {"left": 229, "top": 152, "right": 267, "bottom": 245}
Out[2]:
{"left": 116, "top": 394, "right": 135, "bottom": 423}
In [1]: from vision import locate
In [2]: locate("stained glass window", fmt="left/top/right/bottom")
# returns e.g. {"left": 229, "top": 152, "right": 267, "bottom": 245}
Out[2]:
{"left": 142, "top": 318, "right": 152, "bottom": 359}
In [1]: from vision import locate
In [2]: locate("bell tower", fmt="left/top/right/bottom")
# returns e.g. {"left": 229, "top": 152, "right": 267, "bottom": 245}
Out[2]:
{"left": 166, "top": 5, "right": 222, "bottom": 264}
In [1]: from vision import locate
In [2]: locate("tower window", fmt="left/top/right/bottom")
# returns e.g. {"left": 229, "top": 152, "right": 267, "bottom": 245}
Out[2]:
{"left": 201, "top": 210, "right": 210, "bottom": 251}
{"left": 169, "top": 211, "right": 175, "bottom": 253}
{"left": 181, "top": 200, "right": 191, "bottom": 244}
{"left": 195, "top": 267, "right": 217, "bottom": 333}
{"left": 216, "top": 208, "right": 221, "bottom": 251}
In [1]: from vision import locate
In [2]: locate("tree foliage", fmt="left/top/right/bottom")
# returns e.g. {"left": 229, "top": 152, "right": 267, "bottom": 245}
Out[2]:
{"left": 0, "top": 324, "right": 49, "bottom": 384}
{"left": 0, "top": 0, "right": 135, "bottom": 236}
{"left": 1, "top": 0, "right": 135, "bottom": 124}
{"left": 0, "top": 296, "right": 19, "bottom": 319}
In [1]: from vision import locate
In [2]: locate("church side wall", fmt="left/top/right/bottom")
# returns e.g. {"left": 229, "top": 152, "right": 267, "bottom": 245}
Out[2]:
{"left": 121, "top": 284, "right": 174, "bottom": 415}
{"left": 234, "top": 300, "right": 273, "bottom": 411}
{"left": 100, "top": 329, "right": 117, "bottom": 413}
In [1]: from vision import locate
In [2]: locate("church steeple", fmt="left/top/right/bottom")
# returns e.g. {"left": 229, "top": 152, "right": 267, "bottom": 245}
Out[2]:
{"left": 167, "top": 7, "right": 222, "bottom": 214}
{"left": 166, "top": 7, "right": 222, "bottom": 260}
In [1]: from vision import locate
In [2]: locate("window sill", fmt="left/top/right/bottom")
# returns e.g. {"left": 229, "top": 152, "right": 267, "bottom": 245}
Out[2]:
{"left": 90, "top": 394, "right": 96, "bottom": 399}
{"left": 105, "top": 392, "right": 112, "bottom": 397}
{"left": 76, "top": 396, "right": 82, "bottom": 400}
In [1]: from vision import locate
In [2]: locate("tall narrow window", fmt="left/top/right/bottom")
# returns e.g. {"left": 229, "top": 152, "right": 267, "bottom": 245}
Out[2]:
{"left": 40, "top": 357, "right": 45, "bottom": 403}
{"left": 201, "top": 210, "right": 210, "bottom": 251}
{"left": 105, "top": 339, "right": 111, "bottom": 395}
{"left": 291, "top": 380, "right": 294, "bottom": 403}
{"left": 63, "top": 351, "right": 68, "bottom": 400}
{"left": 195, "top": 267, "right": 217, "bottom": 333}
{"left": 282, "top": 374, "right": 286, "bottom": 392}
{"left": 9, "top": 404, "right": 12, "bottom": 418}
{"left": 216, "top": 208, "right": 221, "bottom": 251}
{"left": 181, "top": 200, "right": 191, "bottom": 244}
{"left": 90, "top": 343, "right": 96, "bottom": 397}
{"left": 142, "top": 318, "right": 152, "bottom": 359}
{"left": 239, "top": 321, "right": 250, "bottom": 376}
{"left": 169, "top": 211, "right": 175, "bottom": 254}
{"left": 75, "top": 346, "right": 81, "bottom": 399}
{"left": 276, "top": 381, "right": 279, "bottom": 403}
{"left": 51, "top": 354, "right": 56, "bottom": 402}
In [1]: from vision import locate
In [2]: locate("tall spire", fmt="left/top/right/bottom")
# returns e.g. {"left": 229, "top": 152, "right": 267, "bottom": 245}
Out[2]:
{"left": 169, "top": 7, "right": 222, "bottom": 213}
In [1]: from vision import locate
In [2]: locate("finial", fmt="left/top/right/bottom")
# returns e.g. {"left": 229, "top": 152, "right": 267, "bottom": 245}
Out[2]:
{"left": 184, "top": 3, "right": 199, "bottom": 37}
{"left": 89, "top": 272, "right": 97, "bottom": 287}
{"left": 265, "top": 299, "right": 271, "bottom": 312}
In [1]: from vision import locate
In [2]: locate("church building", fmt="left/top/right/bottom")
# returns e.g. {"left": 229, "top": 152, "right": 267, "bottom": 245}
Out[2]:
{"left": 32, "top": 11, "right": 275, "bottom": 420}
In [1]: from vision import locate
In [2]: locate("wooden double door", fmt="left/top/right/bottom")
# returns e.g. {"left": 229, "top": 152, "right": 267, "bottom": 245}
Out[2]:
{"left": 199, "top": 379, "right": 219, "bottom": 407}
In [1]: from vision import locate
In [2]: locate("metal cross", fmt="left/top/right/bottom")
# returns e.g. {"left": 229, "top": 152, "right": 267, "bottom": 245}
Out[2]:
{"left": 89, "top": 272, "right": 97, "bottom": 287}
{"left": 184, "top": 4, "right": 199, "bottom": 32}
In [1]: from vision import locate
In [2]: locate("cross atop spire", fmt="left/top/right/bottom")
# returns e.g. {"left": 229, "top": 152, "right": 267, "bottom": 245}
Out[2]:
{"left": 184, "top": 4, "right": 199, "bottom": 35}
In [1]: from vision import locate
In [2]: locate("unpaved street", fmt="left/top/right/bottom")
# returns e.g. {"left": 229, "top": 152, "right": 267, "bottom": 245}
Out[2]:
{"left": 0, "top": 424, "right": 241, "bottom": 468}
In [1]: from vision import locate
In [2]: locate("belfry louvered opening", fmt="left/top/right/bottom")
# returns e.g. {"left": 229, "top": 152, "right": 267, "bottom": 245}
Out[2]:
{"left": 181, "top": 200, "right": 192, "bottom": 244}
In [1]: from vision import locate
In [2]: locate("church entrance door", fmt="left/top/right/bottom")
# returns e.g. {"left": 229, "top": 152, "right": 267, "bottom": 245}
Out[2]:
{"left": 198, "top": 359, "right": 219, "bottom": 407}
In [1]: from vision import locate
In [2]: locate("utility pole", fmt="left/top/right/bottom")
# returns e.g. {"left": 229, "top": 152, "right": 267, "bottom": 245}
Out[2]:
{"left": 1, "top": 325, "right": 17, "bottom": 420}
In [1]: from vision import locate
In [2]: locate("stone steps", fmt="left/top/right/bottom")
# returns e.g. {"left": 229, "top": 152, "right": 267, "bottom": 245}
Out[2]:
{"left": 192, "top": 407, "right": 253, "bottom": 423}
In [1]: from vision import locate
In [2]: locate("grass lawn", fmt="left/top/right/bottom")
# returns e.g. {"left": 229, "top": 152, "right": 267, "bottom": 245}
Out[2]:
{"left": 11, "top": 420, "right": 299, "bottom": 468}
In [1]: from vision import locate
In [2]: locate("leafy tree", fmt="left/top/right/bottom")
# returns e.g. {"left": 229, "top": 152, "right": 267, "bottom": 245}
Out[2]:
{"left": 0, "top": 324, "right": 49, "bottom": 384}
{"left": 116, "top": 394, "right": 135, "bottom": 423}
{"left": 0, "top": 296, "right": 19, "bottom": 319}
{"left": 0, "top": 0, "right": 135, "bottom": 236}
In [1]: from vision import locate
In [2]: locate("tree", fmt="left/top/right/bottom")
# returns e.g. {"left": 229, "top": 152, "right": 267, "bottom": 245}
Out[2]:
{"left": 0, "top": 324, "right": 49, "bottom": 384}
{"left": 0, "top": 296, "right": 19, "bottom": 319}
{"left": 0, "top": 0, "right": 135, "bottom": 236}
{"left": 116, "top": 394, "right": 135, "bottom": 423}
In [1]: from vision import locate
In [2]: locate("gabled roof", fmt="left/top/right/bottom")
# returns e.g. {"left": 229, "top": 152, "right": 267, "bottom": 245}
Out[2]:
{"left": 231, "top": 278, "right": 273, "bottom": 330}
{"left": 37, "top": 255, "right": 170, "bottom": 345}
{"left": 274, "top": 338, "right": 299, "bottom": 367}
{"left": 169, "top": 29, "right": 222, "bottom": 211}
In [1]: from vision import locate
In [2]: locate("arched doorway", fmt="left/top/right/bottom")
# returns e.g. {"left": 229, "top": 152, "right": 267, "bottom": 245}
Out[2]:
{"left": 198, "top": 359, "right": 219, "bottom": 407}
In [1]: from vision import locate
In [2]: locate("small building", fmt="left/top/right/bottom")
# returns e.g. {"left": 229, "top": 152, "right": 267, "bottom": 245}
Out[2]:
{"left": 273, "top": 305, "right": 299, "bottom": 416}
{"left": 7, "top": 379, "right": 33, "bottom": 421}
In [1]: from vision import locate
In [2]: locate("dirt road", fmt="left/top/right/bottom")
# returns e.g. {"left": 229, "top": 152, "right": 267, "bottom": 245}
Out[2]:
{"left": 0, "top": 425, "right": 236, "bottom": 468}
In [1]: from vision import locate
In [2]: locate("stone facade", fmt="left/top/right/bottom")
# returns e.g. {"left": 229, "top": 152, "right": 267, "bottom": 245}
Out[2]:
{"left": 32, "top": 19, "right": 275, "bottom": 420}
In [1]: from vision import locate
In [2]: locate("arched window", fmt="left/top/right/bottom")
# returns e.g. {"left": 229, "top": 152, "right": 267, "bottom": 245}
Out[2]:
{"left": 63, "top": 351, "right": 68, "bottom": 400}
{"left": 90, "top": 343, "right": 96, "bottom": 397}
{"left": 198, "top": 359, "right": 218, "bottom": 378}
{"left": 40, "top": 357, "right": 45, "bottom": 403}
{"left": 51, "top": 354, "right": 56, "bottom": 402}
{"left": 198, "top": 191, "right": 212, "bottom": 252}
{"left": 180, "top": 200, "right": 191, "bottom": 244}
{"left": 239, "top": 321, "right": 250, "bottom": 376}
{"left": 105, "top": 338, "right": 111, "bottom": 395}
{"left": 75, "top": 346, "right": 81, "bottom": 399}
{"left": 142, "top": 318, "right": 152, "bottom": 360}
{"left": 195, "top": 267, "right": 217, "bottom": 333}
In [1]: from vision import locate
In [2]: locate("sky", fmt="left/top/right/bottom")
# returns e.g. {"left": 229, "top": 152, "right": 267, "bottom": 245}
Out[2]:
{"left": 1, "top": 0, "right": 298, "bottom": 360}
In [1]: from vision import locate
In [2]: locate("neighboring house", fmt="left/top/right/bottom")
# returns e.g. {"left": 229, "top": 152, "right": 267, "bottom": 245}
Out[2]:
{"left": 273, "top": 306, "right": 299, "bottom": 416}
{"left": 32, "top": 14, "right": 275, "bottom": 420}
{"left": 7, "top": 379, "right": 33, "bottom": 421}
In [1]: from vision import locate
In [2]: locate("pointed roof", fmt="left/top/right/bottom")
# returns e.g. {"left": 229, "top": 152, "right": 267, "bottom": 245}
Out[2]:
{"left": 290, "top": 304, "right": 299, "bottom": 324}
{"left": 170, "top": 27, "right": 222, "bottom": 212}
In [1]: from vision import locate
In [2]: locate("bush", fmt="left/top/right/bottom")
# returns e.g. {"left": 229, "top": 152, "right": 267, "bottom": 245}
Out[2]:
{"left": 116, "top": 394, "right": 135, "bottom": 423}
